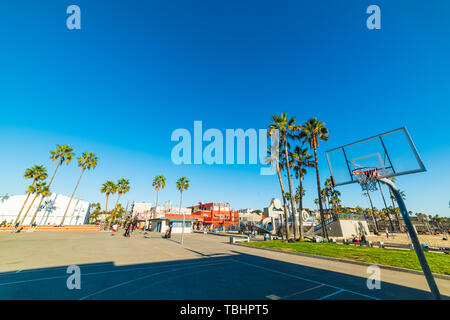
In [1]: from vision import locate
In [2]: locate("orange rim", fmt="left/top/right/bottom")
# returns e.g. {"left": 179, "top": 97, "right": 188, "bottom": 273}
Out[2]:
{"left": 352, "top": 167, "right": 378, "bottom": 176}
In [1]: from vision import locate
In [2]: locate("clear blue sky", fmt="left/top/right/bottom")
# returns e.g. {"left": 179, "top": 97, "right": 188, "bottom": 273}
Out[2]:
{"left": 0, "top": 1, "right": 449, "bottom": 217}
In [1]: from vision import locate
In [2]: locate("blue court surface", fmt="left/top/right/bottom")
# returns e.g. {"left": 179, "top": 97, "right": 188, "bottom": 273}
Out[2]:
{"left": 0, "top": 251, "right": 442, "bottom": 300}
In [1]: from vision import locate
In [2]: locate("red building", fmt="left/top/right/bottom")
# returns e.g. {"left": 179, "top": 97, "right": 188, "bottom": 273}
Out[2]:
{"left": 187, "top": 202, "right": 239, "bottom": 230}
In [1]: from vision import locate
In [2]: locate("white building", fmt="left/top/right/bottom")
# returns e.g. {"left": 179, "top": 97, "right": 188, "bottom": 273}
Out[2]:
{"left": 133, "top": 202, "right": 152, "bottom": 221}
{"left": 132, "top": 202, "right": 152, "bottom": 214}
{"left": 237, "top": 208, "right": 254, "bottom": 215}
{"left": 0, "top": 193, "right": 90, "bottom": 225}
{"left": 239, "top": 212, "right": 263, "bottom": 223}
{"left": 152, "top": 201, "right": 191, "bottom": 219}
{"left": 149, "top": 218, "right": 194, "bottom": 234}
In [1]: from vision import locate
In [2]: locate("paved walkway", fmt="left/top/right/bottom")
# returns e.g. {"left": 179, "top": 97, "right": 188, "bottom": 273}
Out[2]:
{"left": 0, "top": 231, "right": 448, "bottom": 299}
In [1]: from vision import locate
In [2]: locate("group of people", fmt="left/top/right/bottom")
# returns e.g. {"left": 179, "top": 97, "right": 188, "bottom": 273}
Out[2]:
{"left": 97, "top": 217, "right": 141, "bottom": 238}
{"left": 122, "top": 217, "right": 139, "bottom": 237}
{"left": 352, "top": 232, "right": 367, "bottom": 243}
{"left": 0, "top": 220, "right": 37, "bottom": 232}
{"left": 0, "top": 219, "right": 11, "bottom": 227}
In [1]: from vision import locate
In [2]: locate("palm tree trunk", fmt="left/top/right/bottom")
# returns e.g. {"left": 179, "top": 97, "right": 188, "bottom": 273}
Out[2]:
{"left": 60, "top": 168, "right": 85, "bottom": 225}
{"left": 298, "top": 162, "right": 304, "bottom": 241}
{"left": 14, "top": 191, "right": 33, "bottom": 225}
{"left": 284, "top": 136, "right": 298, "bottom": 240}
{"left": 180, "top": 191, "right": 185, "bottom": 245}
{"left": 312, "top": 144, "right": 328, "bottom": 241}
{"left": 366, "top": 192, "right": 379, "bottom": 233}
{"left": 15, "top": 177, "right": 39, "bottom": 225}
{"left": 154, "top": 189, "right": 159, "bottom": 218}
{"left": 275, "top": 162, "right": 290, "bottom": 240}
{"left": 103, "top": 194, "right": 109, "bottom": 230}
{"left": 110, "top": 194, "right": 122, "bottom": 228}
{"left": 20, "top": 193, "right": 39, "bottom": 225}
{"left": 48, "top": 161, "right": 61, "bottom": 186}
{"left": 30, "top": 161, "right": 61, "bottom": 226}
{"left": 29, "top": 194, "right": 50, "bottom": 226}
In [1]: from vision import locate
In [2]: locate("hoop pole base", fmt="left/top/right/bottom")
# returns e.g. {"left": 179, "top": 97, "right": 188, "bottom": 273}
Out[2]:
{"left": 379, "top": 178, "right": 441, "bottom": 300}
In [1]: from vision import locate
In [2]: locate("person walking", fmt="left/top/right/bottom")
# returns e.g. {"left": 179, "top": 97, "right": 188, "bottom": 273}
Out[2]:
{"left": 385, "top": 227, "right": 389, "bottom": 239}
{"left": 123, "top": 221, "right": 131, "bottom": 237}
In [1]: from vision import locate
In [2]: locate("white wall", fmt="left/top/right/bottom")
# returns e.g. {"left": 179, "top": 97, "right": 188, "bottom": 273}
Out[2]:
{"left": 315, "top": 219, "right": 370, "bottom": 238}
{"left": 133, "top": 202, "right": 152, "bottom": 214}
{"left": 0, "top": 194, "right": 90, "bottom": 225}
{"left": 340, "top": 220, "right": 370, "bottom": 237}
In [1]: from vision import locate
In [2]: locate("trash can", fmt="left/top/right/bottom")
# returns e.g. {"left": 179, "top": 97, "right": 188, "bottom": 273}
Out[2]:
{"left": 229, "top": 236, "right": 235, "bottom": 244}
{"left": 264, "top": 233, "right": 270, "bottom": 241}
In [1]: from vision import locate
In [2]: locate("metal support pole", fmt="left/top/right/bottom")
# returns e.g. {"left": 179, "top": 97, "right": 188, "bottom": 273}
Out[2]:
{"left": 379, "top": 178, "right": 441, "bottom": 300}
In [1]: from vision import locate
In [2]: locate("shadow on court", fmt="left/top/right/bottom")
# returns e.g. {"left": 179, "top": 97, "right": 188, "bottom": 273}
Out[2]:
{"left": 0, "top": 251, "right": 445, "bottom": 300}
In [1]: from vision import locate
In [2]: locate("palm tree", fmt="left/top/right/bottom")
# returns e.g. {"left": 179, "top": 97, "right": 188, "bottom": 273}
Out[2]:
{"left": 415, "top": 212, "right": 431, "bottom": 234}
{"left": 14, "top": 165, "right": 48, "bottom": 225}
{"left": 377, "top": 208, "right": 386, "bottom": 222}
{"left": 265, "top": 142, "right": 291, "bottom": 240}
{"left": 114, "top": 204, "right": 126, "bottom": 221}
{"left": 355, "top": 206, "right": 363, "bottom": 215}
{"left": 330, "top": 189, "right": 342, "bottom": 213}
{"left": 320, "top": 188, "right": 329, "bottom": 212}
{"left": 269, "top": 113, "right": 300, "bottom": 240}
{"left": 31, "top": 145, "right": 74, "bottom": 225}
{"left": 29, "top": 185, "right": 54, "bottom": 226}
{"left": 294, "top": 186, "right": 304, "bottom": 206}
{"left": 295, "top": 185, "right": 305, "bottom": 225}
{"left": 314, "top": 198, "right": 320, "bottom": 210}
{"left": 291, "top": 146, "right": 314, "bottom": 241}
{"left": 284, "top": 192, "right": 292, "bottom": 202}
{"left": 324, "top": 178, "right": 334, "bottom": 212}
{"left": 49, "top": 144, "right": 75, "bottom": 184}
{"left": 177, "top": 177, "right": 190, "bottom": 245}
{"left": 88, "top": 203, "right": 102, "bottom": 224}
{"left": 110, "top": 178, "right": 130, "bottom": 226}
{"left": 60, "top": 152, "right": 98, "bottom": 225}
{"left": 100, "top": 181, "right": 116, "bottom": 228}
{"left": 152, "top": 175, "right": 166, "bottom": 218}
{"left": 20, "top": 182, "right": 50, "bottom": 225}
{"left": 299, "top": 118, "right": 329, "bottom": 241}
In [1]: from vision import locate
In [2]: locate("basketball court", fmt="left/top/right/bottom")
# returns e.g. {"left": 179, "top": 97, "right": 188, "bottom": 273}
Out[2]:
{"left": 0, "top": 232, "right": 448, "bottom": 300}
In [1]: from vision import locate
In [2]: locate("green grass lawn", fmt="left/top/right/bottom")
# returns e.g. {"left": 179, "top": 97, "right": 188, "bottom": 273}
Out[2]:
{"left": 242, "top": 240, "right": 450, "bottom": 275}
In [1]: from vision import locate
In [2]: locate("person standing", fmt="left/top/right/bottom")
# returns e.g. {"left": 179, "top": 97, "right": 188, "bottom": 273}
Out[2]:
{"left": 385, "top": 227, "right": 389, "bottom": 239}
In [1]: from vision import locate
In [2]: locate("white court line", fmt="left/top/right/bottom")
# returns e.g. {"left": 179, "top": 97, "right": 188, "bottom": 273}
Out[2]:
{"left": 231, "top": 259, "right": 380, "bottom": 300}
{"left": 317, "top": 289, "right": 345, "bottom": 300}
{"left": 0, "top": 264, "right": 110, "bottom": 277}
{"left": 80, "top": 261, "right": 233, "bottom": 300}
{"left": 282, "top": 284, "right": 325, "bottom": 299}
{"left": 0, "top": 259, "right": 234, "bottom": 287}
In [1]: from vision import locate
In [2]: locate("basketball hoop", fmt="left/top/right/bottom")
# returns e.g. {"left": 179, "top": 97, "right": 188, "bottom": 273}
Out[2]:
{"left": 352, "top": 167, "right": 380, "bottom": 192}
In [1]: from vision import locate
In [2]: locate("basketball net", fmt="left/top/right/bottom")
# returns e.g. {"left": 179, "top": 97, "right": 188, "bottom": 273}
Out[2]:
{"left": 352, "top": 167, "right": 381, "bottom": 192}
